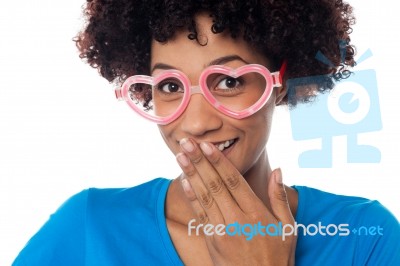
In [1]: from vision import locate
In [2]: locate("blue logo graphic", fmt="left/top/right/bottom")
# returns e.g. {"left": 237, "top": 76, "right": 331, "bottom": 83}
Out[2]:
{"left": 288, "top": 45, "right": 382, "bottom": 168}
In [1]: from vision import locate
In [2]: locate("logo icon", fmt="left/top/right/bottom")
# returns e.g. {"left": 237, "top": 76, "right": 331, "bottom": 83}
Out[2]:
{"left": 288, "top": 43, "right": 382, "bottom": 168}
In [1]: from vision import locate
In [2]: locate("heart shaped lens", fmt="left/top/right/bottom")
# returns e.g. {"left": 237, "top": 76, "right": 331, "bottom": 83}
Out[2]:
{"left": 204, "top": 71, "right": 268, "bottom": 112}
{"left": 127, "top": 77, "right": 186, "bottom": 119}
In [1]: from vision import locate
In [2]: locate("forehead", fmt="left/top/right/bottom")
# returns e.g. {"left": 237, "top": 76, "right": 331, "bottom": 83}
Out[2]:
{"left": 150, "top": 14, "right": 269, "bottom": 78}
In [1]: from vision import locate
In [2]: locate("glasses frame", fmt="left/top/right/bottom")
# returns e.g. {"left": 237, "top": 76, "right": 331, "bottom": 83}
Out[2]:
{"left": 115, "top": 63, "right": 286, "bottom": 125}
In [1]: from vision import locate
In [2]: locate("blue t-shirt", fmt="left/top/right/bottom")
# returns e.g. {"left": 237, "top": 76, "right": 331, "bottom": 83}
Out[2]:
{"left": 13, "top": 178, "right": 400, "bottom": 265}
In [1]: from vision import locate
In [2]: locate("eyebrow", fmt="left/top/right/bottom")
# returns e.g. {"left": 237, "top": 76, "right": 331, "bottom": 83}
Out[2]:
{"left": 151, "top": 55, "right": 249, "bottom": 74}
{"left": 207, "top": 55, "right": 249, "bottom": 67}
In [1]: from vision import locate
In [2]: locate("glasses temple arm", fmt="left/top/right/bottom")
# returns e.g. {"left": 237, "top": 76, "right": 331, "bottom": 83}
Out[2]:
{"left": 272, "top": 60, "right": 288, "bottom": 87}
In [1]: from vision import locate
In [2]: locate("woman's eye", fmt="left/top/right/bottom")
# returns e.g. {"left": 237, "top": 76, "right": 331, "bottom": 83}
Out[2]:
{"left": 217, "top": 77, "right": 241, "bottom": 90}
{"left": 159, "top": 82, "right": 182, "bottom": 93}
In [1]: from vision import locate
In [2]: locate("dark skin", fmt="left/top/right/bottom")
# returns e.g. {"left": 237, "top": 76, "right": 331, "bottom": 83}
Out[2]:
{"left": 166, "top": 160, "right": 298, "bottom": 265}
{"left": 155, "top": 13, "right": 299, "bottom": 265}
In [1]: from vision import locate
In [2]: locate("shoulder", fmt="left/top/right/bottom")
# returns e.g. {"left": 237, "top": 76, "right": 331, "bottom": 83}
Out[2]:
{"left": 293, "top": 185, "right": 398, "bottom": 224}
{"left": 293, "top": 186, "right": 400, "bottom": 265}
{"left": 13, "top": 178, "right": 173, "bottom": 266}
{"left": 85, "top": 177, "right": 171, "bottom": 207}
{"left": 41, "top": 177, "right": 172, "bottom": 219}
{"left": 84, "top": 177, "right": 172, "bottom": 220}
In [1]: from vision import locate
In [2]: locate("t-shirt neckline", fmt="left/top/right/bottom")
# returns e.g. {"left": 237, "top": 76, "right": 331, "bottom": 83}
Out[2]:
{"left": 154, "top": 179, "right": 305, "bottom": 266}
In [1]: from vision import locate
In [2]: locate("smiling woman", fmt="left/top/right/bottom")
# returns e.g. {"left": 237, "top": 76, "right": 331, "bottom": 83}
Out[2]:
{"left": 11, "top": 0, "right": 400, "bottom": 265}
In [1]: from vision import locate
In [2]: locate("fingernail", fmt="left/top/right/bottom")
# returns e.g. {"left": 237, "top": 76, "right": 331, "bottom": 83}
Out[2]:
{"left": 176, "top": 153, "right": 189, "bottom": 167}
{"left": 180, "top": 138, "right": 195, "bottom": 153}
{"left": 181, "top": 178, "right": 192, "bottom": 194}
{"left": 275, "top": 168, "right": 283, "bottom": 183}
{"left": 200, "top": 142, "right": 213, "bottom": 156}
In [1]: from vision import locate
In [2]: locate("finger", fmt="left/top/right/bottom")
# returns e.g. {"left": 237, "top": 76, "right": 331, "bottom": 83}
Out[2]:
{"left": 179, "top": 138, "right": 240, "bottom": 220}
{"left": 180, "top": 177, "right": 210, "bottom": 224}
{"left": 176, "top": 152, "right": 225, "bottom": 225}
{"left": 267, "top": 168, "right": 294, "bottom": 225}
{"left": 199, "top": 141, "right": 265, "bottom": 215}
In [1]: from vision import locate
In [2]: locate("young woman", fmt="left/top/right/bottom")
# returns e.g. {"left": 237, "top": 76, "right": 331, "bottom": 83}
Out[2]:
{"left": 14, "top": 0, "right": 400, "bottom": 265}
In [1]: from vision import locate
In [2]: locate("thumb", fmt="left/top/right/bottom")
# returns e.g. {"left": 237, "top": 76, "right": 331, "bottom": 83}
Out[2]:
{"left": 268, "top": 168, "right": 294, "bottom": 224}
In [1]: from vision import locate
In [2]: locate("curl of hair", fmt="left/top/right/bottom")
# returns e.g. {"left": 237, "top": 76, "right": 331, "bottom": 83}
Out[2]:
{"left": 74, "top": 0, "right": 356, "bottom": 106}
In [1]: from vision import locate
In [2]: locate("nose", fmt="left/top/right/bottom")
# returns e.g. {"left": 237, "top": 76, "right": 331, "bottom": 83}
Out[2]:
{"left": 180, "top": 94, "right": 223, "bottom": 136}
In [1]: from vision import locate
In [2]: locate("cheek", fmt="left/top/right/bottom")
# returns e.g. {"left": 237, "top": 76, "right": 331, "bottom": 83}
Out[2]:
{"left": 241, "top": 100, "right": 275, "bottom": 155}
{"left": 252, "top": 98, "right": 275, "bottom": 133}
{"left": 247, "top": 118, "right": 270, "bottom": 145}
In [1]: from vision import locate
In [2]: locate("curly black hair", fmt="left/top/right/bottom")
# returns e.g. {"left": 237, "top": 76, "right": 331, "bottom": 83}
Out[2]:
{"left": 74, "top": 0, "right": 356, "bottom": 106}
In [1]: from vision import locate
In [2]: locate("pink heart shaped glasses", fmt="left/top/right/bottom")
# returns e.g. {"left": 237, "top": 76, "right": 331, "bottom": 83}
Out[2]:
{"left": 115, "top": 63, "right": 285, "bottom": 125}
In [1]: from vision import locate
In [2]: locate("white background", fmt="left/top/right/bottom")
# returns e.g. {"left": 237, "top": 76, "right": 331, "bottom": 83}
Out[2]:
{"left": 1, "top": 0, "right": 399, "bottom": 264}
